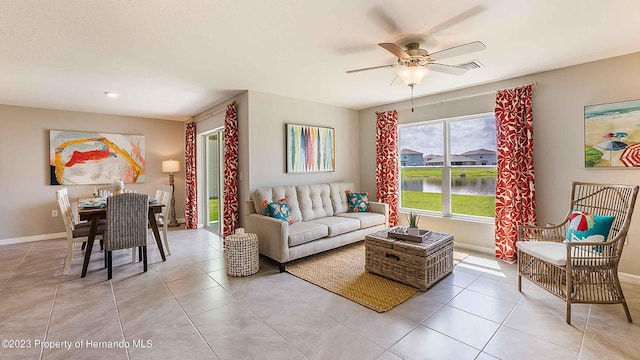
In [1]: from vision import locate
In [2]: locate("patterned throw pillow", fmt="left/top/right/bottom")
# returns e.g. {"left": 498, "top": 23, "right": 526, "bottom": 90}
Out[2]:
{"left": 565, "top": 209, "right": 614, "bottom": 251}
{"left": 262, "top": 198, "right": 294, "bottom": 224}
{"left": 345, "top": 190, "right": 370, "bottom": 213}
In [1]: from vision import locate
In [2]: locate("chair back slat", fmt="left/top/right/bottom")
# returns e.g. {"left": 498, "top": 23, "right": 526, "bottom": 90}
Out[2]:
{"left": 105, "top": 193, "right": 149, "bottom": 251}
{"left": 56, "top": 188, "right": 76, "bottom": 232}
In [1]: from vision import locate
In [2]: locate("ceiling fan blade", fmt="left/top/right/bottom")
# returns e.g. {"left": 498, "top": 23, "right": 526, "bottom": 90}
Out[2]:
{"left": 429, "top": 41, "right": 486, "bottom": 61}
{"left": 367, "top": 6, "right": 399, "bottom": 35}
{"left": 425, "top": 5, "right": 485, "bottom": 35}
{"left": 428, "top": 63, "right": 468, "bottom": 76}
{"left": 379, "top": 43, "right": 410, "bottom": 59}
{"left": 346, "top": 64, "right": 397, "bottom": 74}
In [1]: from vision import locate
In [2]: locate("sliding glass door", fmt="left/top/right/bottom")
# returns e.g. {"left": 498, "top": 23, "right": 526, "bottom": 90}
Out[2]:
{"left": 204, "top": 129, "right": 224, "bottom": 234}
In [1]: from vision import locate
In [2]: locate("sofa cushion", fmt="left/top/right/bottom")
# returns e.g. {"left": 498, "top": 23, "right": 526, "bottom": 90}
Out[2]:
{"left": 297, "top": 184, "right": 333, "bottom": 221}
{"left": 288, "top": 222, "right": 328, "bottom": 247}
{"left": 307, "top": 216, "right": 360, "bottom": 237}
{"left": 253, "top": 185, "right": 302, "bottom": 223}
{"left": 329, "top": 182, "right": 355, "bottom": 214}
{"left": 335, "top": 212, "right": 386, "bottom": 229}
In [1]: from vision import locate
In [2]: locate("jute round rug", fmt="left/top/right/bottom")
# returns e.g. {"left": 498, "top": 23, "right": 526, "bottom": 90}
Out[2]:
{"left": 286, "top": 242, "right": 468, "bottom": 312}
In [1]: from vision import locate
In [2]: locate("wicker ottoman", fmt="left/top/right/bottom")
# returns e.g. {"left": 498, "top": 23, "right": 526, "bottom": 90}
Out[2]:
{"left": 224, "top": 233, "right": 259, "bottom": 277}
{"left": 365, "top": 228, "right": 454, "bottom": 291}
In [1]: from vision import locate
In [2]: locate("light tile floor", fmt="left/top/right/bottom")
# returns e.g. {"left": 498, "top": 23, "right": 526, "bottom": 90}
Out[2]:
{"left": 1, "top": 228, "right": 640, "bottom": 360}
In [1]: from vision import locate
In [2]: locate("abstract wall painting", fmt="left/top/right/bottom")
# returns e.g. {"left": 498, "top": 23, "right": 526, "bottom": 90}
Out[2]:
{"left": 585, "top": 99, "right": 640, "bottom": 168}
{"left": 286, "top": 124, "right": 335, "bottom": 173}
{"left": 50, "top": 130, "right": 146, "bottom": 185}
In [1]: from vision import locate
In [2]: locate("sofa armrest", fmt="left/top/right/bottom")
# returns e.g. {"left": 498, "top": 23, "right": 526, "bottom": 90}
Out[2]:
{"left": 369, "top": 201, "right": 389, "bottom": 228}
{"left": 245, "top": 213, "right": 290, "bottom": 263}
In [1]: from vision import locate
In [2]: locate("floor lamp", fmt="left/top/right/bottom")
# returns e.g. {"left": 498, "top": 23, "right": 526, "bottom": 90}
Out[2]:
{"left": 162, "top": 159, "right": 180, "bottom": 227}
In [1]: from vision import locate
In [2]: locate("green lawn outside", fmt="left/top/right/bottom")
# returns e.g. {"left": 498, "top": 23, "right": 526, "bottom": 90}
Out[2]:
{"left": 401, "top": 167, "right": 498, "bottom": 179}
{"left": 209, "top": 198, "right": 219, "bottom": 222}
{"left": 401, "top": 191, "right": 495, "bottom": 218}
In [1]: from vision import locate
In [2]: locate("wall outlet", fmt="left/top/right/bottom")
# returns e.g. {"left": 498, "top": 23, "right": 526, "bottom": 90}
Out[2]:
{"left": 51, "top": 209, "right": 58, "bottom": 217}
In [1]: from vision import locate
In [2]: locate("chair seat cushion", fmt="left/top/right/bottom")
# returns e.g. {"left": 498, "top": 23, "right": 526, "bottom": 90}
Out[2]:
{"left": 288, "top": 222, "right": 328, "bottom": 247}
{"left": 307, "top": 217, "right": 360, "bottom": 237}
{"left": 517, "top": 241, "right": 606, "bottom": 267}
{"left": 75, "top": 220, "right": 107, "bottom": 228}
{"left": 517, "top": 241, "right": 568, "bottom": 266}
{"left": 335, "top": 212, "right": 386, "bottom": 228}
{"left": 72, "top": 223, "right": 106, "bottom": 238}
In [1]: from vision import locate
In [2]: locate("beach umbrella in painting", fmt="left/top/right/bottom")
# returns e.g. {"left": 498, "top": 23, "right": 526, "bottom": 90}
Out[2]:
{"left": 620, "top": 142, "right": 640, "bottom": 167}
{"left": 596, "top": 141, "right": 628, "bottom": 151}
{"left": 569, "top": 211, "right": 595, "bottom": 232}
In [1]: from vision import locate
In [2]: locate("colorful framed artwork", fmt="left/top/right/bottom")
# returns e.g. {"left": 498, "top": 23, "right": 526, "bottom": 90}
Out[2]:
{"left": 50, "top": 130, "right": 146, "bottom": 185}
{"left": 584, "top": 99, "right": 640, "bottom": 168}
{"left": 286, "top": 124, "right": 335, "bottom": 173}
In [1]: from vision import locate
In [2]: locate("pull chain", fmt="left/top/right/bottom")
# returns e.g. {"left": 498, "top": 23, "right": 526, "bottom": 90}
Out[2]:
{"left": 410, "top": 85, "right": 414, "bottom": 112}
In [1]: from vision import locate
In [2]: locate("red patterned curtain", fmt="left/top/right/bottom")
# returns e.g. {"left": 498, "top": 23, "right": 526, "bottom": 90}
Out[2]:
{"left": 494, "top": 85, "right": 536, "bottom": 262}
{"left": 376, "top": 110, "right": 400, "bottom": 227}
{"left": 184, "top": 122, "right": 198, "bottom": 229}
{"left": 223, "top": 102, "right": 239, "bottom": 237}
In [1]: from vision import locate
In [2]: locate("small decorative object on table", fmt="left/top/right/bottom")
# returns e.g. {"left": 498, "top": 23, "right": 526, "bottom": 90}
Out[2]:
{"left": 113, "top": 179, "right": 124, "bottom": 195}
{"left": 406, "top": 211, "right": 421, "bottom": 236}
{"left": 224, "top": 228, "right": 259, "bottom": 276}
{"left": 388, "top": 226, "right": 431, "bottom": 243}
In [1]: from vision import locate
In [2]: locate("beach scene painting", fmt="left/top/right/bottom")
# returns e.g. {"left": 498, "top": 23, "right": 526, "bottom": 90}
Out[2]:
{"left": 286, "top": 124, "right": 334, "bottom": 173}
{"left": 50, "top": 130, "right": 146, "bottom": 185}
{"left": 584, "top": 99, "right": 640, "bottom": 168}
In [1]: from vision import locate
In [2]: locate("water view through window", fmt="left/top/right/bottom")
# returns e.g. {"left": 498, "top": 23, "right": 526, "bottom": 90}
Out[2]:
{"left": 399, "top": 114, "right": 497, "bottom": 218}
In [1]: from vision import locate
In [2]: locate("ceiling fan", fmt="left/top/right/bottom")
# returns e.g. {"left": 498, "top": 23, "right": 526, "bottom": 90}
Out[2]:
{"left": 346, "top": 40, "right": 486, "bottom": 87}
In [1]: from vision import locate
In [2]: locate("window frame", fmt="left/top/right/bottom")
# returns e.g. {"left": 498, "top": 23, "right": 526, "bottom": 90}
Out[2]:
{"left": 398, "top": 112, "right": 496, "bottom": 223}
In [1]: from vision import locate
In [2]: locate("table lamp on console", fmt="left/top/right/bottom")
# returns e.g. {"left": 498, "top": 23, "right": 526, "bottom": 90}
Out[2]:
{"left": 162, "top": 159, "right": 180, "bottom": 227}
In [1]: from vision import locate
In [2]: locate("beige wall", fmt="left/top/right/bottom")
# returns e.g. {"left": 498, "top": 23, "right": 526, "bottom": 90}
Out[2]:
{"left": 192, "top": 91, "right": 361, "bottom": 228}
{"left": 245, "top": 90, "right": 361, "bottom": 190}
{"left": 359, "top": 51, "right": 640, "bottom": 275}
{"left": 0, "top": 104, "right": 184, "bottom": 241}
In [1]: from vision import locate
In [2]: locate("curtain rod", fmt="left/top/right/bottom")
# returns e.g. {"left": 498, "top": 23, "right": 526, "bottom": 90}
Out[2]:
{"left": 190, "top": 100, "right": 238, "bottom": 123}
{"left": 391, "top": 81, "right": 538, "bottom": 113}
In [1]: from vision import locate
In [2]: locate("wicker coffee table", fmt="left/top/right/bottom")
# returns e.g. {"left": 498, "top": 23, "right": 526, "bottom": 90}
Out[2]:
{"left": 365, "top": 227, "right": 454, "bottom": 291}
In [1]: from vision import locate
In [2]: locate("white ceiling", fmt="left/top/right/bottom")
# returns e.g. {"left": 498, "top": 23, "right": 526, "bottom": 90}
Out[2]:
{"left": 1, "top": 0, "right": 639, "bottom": 121}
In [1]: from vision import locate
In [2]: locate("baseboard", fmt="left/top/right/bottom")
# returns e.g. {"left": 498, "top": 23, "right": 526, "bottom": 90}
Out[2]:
{"left": 619, "top": 272, "right": 640, "bottom": 285}
{"left": 454, "top": 242, "right": 494, "bottom": 255}
{"left": 454, "top": 242, "right": 640, "bottom": 285}
{"left": 0, "top": 232, "right": 66, "bottom": 246}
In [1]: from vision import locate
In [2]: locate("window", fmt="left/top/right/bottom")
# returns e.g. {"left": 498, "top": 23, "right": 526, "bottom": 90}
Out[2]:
{"left": 399, "top": 113, "right": 497, "bottom": 219}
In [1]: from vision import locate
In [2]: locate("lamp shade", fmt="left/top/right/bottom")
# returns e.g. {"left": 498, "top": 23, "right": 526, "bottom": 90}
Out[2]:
{"left": 397, "top": 66, "right": 429, "bottom": 86}
{"left": 162, "top": 159, "right": 180, "bottom": 173}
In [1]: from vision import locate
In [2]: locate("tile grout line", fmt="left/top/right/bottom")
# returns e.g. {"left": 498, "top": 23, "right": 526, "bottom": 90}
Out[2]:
{"left": 0, "top": 244, "right": 33, "bottom": 293}
{"left": 577, "top": 304, "right": 593, "bottom": 358}
{"left": 37, "top": 245, "right": 64, "bottom": 360}
{"left": 110, "top": 280, "right": 131, "bottom": 360}
{"left": 153, "top": 245, "right": 222, "bottom": 359}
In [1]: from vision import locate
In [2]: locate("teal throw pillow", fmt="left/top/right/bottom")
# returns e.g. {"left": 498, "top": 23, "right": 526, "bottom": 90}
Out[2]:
{"left": 346, "top": 190, "right": 370, "bottom": 213}
{"left": 565, "top": 209, "right": 614, "bottom": 247}
{"left": 262, "top": 198, "right": 294, "bottom": 224}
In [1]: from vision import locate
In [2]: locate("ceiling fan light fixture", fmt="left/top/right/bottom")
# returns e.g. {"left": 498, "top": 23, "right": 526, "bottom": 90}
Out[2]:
{"left": 397, "top": 66, "right": 429, "bottom": 86}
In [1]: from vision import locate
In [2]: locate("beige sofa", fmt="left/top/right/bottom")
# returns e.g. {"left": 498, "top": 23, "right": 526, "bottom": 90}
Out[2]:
{"left": 246, "top": 181, "right": 389, "bottom": 271}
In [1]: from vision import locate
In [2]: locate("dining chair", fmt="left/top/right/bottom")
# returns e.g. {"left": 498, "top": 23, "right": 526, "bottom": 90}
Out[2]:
{"left": 157, "top": 185, "right": 173, "bottom": 255}
{"left": 56, "top": 188, "right": 105, "bottom": 274}
{"left": 104, "top": 193, "right": 149, "bottom": 279}
{"left": 517, "top": 182, "right": 638, "bottom": 324}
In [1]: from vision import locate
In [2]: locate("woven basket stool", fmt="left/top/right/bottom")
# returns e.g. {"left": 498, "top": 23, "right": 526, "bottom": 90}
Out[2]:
{"left": 224, "top": 233, "right": 259, "bottom": 276}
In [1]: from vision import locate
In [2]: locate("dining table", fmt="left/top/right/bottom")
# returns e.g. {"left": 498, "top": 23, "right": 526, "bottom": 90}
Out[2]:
{"left": 78, "top": 200, "right": 166, "bottom": 278}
